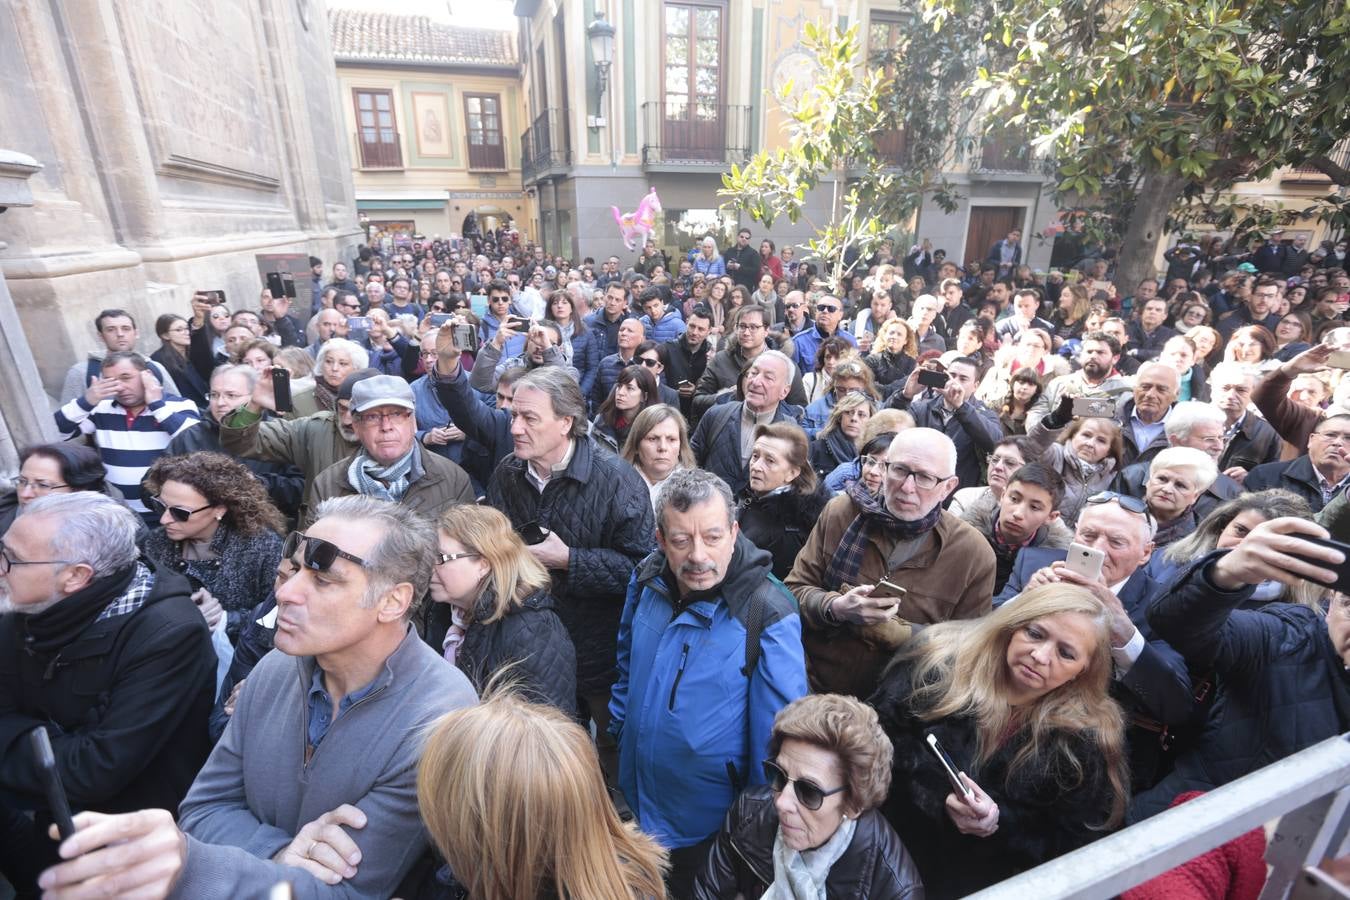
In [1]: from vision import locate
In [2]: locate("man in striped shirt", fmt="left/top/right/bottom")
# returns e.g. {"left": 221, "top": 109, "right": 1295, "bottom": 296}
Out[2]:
{"left": 54, "top": 351, "right": 200, "bottom": 524}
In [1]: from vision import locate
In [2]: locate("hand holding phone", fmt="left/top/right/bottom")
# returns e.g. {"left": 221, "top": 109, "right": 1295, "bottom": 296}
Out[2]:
{"left": 271, "top": 367, "right": 293, "bottom": 414}
{"left": 30, "top": 727, "right": 76, "bottom": 840}
{"left": 917, "top": 369, "right": 949, "bottom": 390}
{"left": 926, "top": 732, "right": 973, "bottom": 802}
{"left": 1062, "top": 542, "right": 1105, "bottom": 582}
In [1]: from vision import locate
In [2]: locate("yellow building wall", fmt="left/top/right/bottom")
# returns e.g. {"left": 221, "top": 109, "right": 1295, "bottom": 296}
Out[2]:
{"left": 337, "top": 64, "right": 535, "bottom": 240}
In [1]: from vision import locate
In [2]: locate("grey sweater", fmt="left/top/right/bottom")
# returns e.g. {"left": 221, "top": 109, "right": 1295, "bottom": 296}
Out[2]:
{"left": 172, "top": 627, "right": 477, "bottom": 898}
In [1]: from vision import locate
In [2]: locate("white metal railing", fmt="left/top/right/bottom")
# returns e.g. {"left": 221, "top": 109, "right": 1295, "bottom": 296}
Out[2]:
{"left": 969, "top": 734, "right": 1350, "bottom": 900}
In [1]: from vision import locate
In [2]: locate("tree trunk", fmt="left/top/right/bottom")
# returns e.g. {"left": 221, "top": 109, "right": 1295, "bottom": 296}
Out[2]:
{"left": 1114, "top": 170, "right": 1187, "bottom": 292}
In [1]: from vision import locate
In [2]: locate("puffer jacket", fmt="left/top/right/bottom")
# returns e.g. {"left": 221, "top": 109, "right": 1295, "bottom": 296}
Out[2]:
{"left": 610, "top": 536, "right": 808, "bottom": 849}
{"left": 693, "top": 786, "right": 925, "bottom": 900}
{"left": 487, "top": 436, "right": 654, "bottom": 694}
{"left": 736, "top": 483, "right": 831, "bottom": 580}
{"left": 870, "top": 656, "right": 1120, "bottom": 899}
{"left": 1131, "top": 551, "right": 1350, "bottom": 821}
{"left": 141, "top": 524, "right": 284, "bottom": 642}
{"left": 422, "top": 589, "right": 577, "bottom": 717}
{"left": 1024, "top": 418, "right": 1118, "bottom": 527}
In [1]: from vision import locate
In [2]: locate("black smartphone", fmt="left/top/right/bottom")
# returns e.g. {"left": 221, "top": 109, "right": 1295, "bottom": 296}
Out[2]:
{"left": 428, "top": 313, "right": 453, "bottom": 327}
{"left": 30, "top": 727, "right": 76, "bottom": 840}
{"left": 917, "top": 369, "right": 948, "bottom": 390}
{"left": 271, "top": 368, "right": 293, "bottom": 414}
{"left": 518, "top": 522, "right": 550, "bottom": 545}
{"left": 266, "top": 272, "right": 286, "bottom": 298}
{"left": 506, "top": 315, "right": 531, "bottom": 331}
{"left": 925, "top": 732, "right": 973, "bottom": 801}
{"left": 1287, "top": 535, "right": 1350, "bottom": 595}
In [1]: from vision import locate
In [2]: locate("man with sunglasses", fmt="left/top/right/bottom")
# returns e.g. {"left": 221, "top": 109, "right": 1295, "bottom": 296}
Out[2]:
{"left": 996, "top": 491, "right": 1194, "bottom": 791}
{"left": 610, "top": 469, "right": 806, "bottom": 897}
{"left": 36, "top": 497, "right": 479, "bottom": 899}
{"left": 782, "top": 289, "right": 811, "bottom": 337}
{"left": 787, "top": 428, "right": 995, "bottom": 699}
{"left": 307, "top": 375, "right": 472, "bottom": 526}
{"left": 0, "top": 493, "right": 214, "bottom": 894}
{"left": 790, "top": 294, "right": 857, "bottom": 374}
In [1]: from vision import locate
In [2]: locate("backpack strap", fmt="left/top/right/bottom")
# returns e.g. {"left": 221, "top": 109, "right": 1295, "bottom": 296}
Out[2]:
{"left": 741, "top": 589, "right": 764, "bottom": 678}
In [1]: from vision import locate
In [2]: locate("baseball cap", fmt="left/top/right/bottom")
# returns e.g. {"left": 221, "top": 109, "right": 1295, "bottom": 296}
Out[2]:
{"left": 349, "top": 374, "right": 415, "bottom": 413}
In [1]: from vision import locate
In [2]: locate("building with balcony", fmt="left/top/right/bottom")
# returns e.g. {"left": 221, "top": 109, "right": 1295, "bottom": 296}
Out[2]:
{"left": 513, "top": 0, "right": 1059, "bottom": 270}
{"left": 330, "top": 8, "right": 529, "bottom": 244}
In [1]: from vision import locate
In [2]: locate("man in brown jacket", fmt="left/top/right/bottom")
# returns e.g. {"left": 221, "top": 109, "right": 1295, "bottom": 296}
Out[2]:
{"left": 306, "top": 375, "right": 473, "bottom": 526}
{"left": 786, "top": 427, "right": 995, "bottom": 698}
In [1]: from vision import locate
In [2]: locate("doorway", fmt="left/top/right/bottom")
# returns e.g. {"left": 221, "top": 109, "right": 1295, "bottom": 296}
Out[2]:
{"left": 965, "top": 206, "right": 1025, "bottom": 268}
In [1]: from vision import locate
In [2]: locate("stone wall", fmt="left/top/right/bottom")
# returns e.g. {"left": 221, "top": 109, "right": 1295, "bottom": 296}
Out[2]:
{"left": 0, "top": 0, "right": 361, "bottom": 399}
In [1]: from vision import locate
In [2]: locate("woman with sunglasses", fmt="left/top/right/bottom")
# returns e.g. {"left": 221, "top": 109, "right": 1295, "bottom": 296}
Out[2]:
{"left": 425, "top": 504, "right": 576, "bottom": 715}
{"left": 593, "top": 364, "right": 659, "bottom": 452}
{"left": 870, "top": 583, "right": 1129, "bottom": 898}
{"left": 694, "top": 693, "right": 924, "bottom": 899}
{"left": 141, "top": 452, "right": 286, "bottom": 642}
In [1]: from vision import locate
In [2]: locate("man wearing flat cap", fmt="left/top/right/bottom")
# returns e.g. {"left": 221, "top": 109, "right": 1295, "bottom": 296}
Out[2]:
{"left": 307, "top": 374, "right": 473, "bottom": 525}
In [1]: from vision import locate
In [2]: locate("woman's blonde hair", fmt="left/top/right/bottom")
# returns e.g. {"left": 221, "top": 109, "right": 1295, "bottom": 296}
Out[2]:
{"left": 901, "top": 583, "right": 1130, "bottom": 828}
{"left": 876, "top": 318, "right": 918, "bottom": 357}
{"left": 418, "top": 690, "right": 668, "bottom": 900}
{"left": 829, "top": 359, "right": 880, "bottom": 401}
{"left": 436, "top": 505, "right": 550, "bottom": 624}
{"left": 820, "top": 391, "right": 877, "bottom": 450}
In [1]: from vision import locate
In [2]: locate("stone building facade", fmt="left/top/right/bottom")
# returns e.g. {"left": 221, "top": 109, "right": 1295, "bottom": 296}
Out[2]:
{"left": 0, "top": 0, "right": 361, "bottom": 419}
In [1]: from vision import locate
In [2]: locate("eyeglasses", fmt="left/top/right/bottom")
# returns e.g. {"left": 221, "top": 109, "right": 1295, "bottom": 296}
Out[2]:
{"left": 419, "top": 350, "right": 440, "bottom": 360}
{"left": 860, "top": 455, "right": 884, "bottom": 470}
{"left": 353, "top": 408, "right": 413, "bottom": 426}
{"left": 0, "top": 544, "right": 74, "bottom": 575}
{"left": 206, "top": 391, "right": 249, "bottom": 404}
{"left": 785, "top": 303, "right": 802, "bottom": 310}
{"left": 146, "top": 496, "right": 215, "bottom": 523}
{"left": 435, "top": 551, "right": 481, "bottom": 565}
{"left": 816, "top": 304, "right": 841, "bottom": 314}
{"left": 763, "top": 759, "right": 846, "bottom": 811}
{"left": 736, "top": 321, "right": 766, "bottom": 331}
{"left": 282, "top": 531, "right": 367, "bottom": 572}
{"left": 883, "top": 463, "right": 952, "bottom": 491}
{"left": 988, "top": 453, "right": 1024, "bottom": 470}
{"left": 637, "top": 358, "right": 661, "bottom": 368}
{"left": 1085, "top": 491, "right": 1157, "bottom": 529}
{"left": 15, "top": 477, "right": 69, "bottom": 492}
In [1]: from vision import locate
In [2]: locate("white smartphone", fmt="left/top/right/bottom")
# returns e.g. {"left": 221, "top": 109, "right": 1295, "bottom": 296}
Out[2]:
{"left": 1063, "top": 542, "right": 1105, "bottom": 581}
{"left": 926, "top": 732, "right": 973, "bottom": 801}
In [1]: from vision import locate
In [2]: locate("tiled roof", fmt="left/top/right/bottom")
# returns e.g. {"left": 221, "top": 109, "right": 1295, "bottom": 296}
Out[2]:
{"left": 328, "top": 9, "right": 517, "bottom": 68}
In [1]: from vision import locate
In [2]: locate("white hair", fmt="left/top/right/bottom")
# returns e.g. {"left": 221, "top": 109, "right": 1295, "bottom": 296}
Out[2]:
{"left": 315, "top": 338, "right": 370, "bottom": 373}
{"left": 1208, "top": 362, "right": 1258, "bottom": 388}
{"left": 21, "top": 493, "right": 140, "bottom": 576}
{"left": 751, "top": 348, "right": 797, "bottom": 385}
{"left": 1148, "top": 446, "right": 1219, "bottom": 493}
{"left": 1164, "top": 401, "right": 1225, "bottom": 441}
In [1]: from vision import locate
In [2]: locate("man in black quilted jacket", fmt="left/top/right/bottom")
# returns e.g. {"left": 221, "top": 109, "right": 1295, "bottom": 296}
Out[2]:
{"left": 485, "top": 366, "right": 654, "bottom": 746}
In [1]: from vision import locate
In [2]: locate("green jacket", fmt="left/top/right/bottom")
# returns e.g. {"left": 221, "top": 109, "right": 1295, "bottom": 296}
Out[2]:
{"left": 219, "top": 408, "right": 359, "bottom": 523}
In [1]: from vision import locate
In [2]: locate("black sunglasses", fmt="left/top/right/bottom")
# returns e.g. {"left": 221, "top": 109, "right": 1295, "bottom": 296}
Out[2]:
{"left": 1086, "top": 491, "right": 1157, "bottom": 528}
{"left": 763, "top": 759, "right": 846, "bottom": 811}
{"left": 816, "top": 304, "right": 841, "bottom": 314}
{"left": 147, "top": 495, "right": 214, "bottom": 523}
{"left": 282, "top": 531, "right": 368, "bottom": 572}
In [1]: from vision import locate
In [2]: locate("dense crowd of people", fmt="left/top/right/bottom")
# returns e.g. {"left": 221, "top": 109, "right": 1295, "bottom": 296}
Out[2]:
{"left": 3, "top": 224, "right": 1350, "bottom": 899}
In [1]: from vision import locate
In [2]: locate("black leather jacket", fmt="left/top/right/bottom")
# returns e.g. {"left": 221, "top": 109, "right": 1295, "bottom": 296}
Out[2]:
{"left": 693, "top": 785, "right": 925, "bottom": 899}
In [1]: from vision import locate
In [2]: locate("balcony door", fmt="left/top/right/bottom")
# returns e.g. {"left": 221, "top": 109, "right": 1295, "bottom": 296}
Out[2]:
{"left": 464, "top": 94, "right": 506, "bottom": 170}
{"left": 353, "top": 88, "right": 399, "bottom": 168}
{"left": 662, "top": 1, "right": 724, "bottom": 160}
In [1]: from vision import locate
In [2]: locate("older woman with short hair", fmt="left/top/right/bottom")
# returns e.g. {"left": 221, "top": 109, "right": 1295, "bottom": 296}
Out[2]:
{"left": 313, "top": 338, "right": 370, "bottom": 412}
{"left": 694, "top": 693, "right": 924, "bottom": 899}
{"left": 1144, "top": 446, "right": 1219, "bottom": 549}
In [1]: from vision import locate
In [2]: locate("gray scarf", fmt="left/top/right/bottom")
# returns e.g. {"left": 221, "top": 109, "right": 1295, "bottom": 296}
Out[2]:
{"left": 347, "top": 444, "right": 418, "bottom": 502}
{"left": 764, "top": 815, "right": 856, "bottom": 900}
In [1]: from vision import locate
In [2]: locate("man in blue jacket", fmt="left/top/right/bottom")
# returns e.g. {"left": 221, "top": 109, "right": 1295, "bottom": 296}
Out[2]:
{"left": 610, "top": 468, "right": 807, "bottom": 899}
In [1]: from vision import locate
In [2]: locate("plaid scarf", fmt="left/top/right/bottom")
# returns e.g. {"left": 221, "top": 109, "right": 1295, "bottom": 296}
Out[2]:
{"left": 347, "top": 445, "right": 416, "bottom": 502}
{"left": 96, "top": 562, "right": 155, "bottom": 622}
{"left": 824, "top": 481, "right": 942, "bottom": 591}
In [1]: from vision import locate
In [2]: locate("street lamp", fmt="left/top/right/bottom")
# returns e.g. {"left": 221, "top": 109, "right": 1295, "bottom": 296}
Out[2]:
{"left": 587, "top": 12, "right": 616, "bottom": 103}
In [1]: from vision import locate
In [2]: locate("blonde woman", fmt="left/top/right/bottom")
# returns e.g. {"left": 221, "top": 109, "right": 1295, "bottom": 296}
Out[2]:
{"left": 429, "top": 504, "right": 577, "bottom": 714}
{"left": 864, "top": 318, "right": 918, "bottom": 393}
{"left": 810, "top": 391, "right": 876, "bottom": 476}
{"left": 418, "top": 691, "right": 668, "bottom": 900}
{"left": 871, "top": 584, "right": 1129, "bottom": 897}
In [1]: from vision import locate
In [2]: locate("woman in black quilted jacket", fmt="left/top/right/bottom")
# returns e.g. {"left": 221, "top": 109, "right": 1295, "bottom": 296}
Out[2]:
{"left": 427, "top": 503, "right": 577, "bottom": 716}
